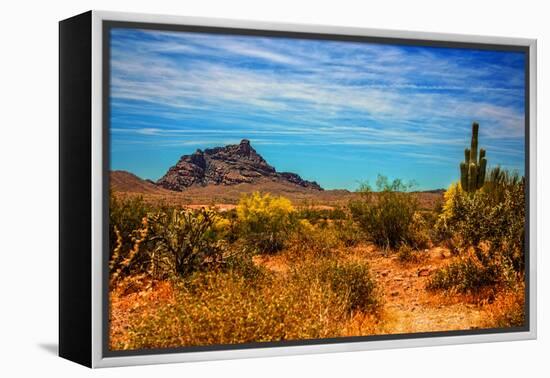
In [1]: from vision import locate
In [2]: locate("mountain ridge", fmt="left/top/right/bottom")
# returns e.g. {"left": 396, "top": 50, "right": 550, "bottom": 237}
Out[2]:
{"left": 156, "top": 139, "right": 323, "bottom": 191}
{"left": 110, "top": 170, "right": 170, "bottom": 194}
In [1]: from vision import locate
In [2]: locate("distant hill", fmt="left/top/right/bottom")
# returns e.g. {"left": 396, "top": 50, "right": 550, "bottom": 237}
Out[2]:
{"left": 156, "top": 139, "right": 322, "bottom": 191}
{"left": 413, "top": 189, "right": 446, "bottom": 194}
{"left": 109, "top": 170, "right": 353, "bottom": 205}
{"left": 110, "top": 169, "right": 443, "bottom": 210}
{"left": 110, "top": 139, "right": 444, "bottom": 208}
{"left": 110, "top": 170, "right": 168, "bottom": 194}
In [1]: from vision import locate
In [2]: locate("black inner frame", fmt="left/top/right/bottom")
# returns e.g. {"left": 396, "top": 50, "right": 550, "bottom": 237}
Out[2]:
{"left": 102, "top": 20, "right": 531, "bottom": 358}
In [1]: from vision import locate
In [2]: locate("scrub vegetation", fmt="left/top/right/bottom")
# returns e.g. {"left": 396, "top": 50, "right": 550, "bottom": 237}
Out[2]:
{"left": 109, "top": 123, "right": 526, "bottom": 350}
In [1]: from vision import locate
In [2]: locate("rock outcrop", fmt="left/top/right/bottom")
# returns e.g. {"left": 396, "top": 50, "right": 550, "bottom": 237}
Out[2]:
{"left": 156, "top": 139, "right": 322, "bottom": 191}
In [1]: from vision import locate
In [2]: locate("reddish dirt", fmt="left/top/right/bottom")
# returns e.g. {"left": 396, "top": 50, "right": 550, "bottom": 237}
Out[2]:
{"left": 358, "top": 245, "right": 487, "bottom": 334}
{"left": 256, "top": 244, "right": 505, "bottom": 335}
{"left": 110, "top": 244, "right": 523, "bottom": 348}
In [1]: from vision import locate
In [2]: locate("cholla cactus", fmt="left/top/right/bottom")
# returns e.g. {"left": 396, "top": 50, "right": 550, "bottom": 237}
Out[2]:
{"left": 148, "top": 208, "right": 225, "bottom": 276}
{"left": 109, "top": 217, "right": 149, "bottom": 286}
{"left": 460, "top": 122, "right": 487, "bottom": 192}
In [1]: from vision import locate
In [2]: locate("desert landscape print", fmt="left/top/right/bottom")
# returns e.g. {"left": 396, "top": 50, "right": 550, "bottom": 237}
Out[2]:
{"left": 107, "top": 27, "right": 527, "bottom": 351}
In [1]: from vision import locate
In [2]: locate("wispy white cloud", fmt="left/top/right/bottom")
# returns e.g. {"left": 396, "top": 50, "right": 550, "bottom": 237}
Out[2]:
{"left": 109, "top": 28, "right": 526, "bottom": 188}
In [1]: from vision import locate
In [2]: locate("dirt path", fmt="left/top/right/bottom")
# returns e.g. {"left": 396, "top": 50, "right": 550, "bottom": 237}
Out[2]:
{"left": 361, "top": 245, "right": 487, "bottom": 334}
{"left": 257, "top": 244, "right": 491, "bottom": 335}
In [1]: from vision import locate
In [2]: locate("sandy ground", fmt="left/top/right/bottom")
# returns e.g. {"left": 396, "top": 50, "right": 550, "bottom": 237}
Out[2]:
{"left": 363, "top": 246, "right": 486, "bottom": 333}
{"left": 110, "top": 243, "right": 522, "bottom": 349}
{"left": 255, "top": 245, "right": 497, "bottom": 335}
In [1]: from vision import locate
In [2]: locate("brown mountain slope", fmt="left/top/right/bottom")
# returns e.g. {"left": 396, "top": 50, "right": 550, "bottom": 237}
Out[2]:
{"left": 109, "top": 172, "right": 442, "bottom": 210}
{"left": 110, "top": 138, "right": 443, "bottom": 208}
{"left": 110, "top": 170, "right": 353, "bottom": 205}
{"left": 110, "top": 170, "right": 169, "bottom": 194}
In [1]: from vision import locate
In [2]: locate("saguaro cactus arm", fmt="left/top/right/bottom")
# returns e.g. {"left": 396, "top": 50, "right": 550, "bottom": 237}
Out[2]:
{"left": 460, "top": 122, "right": 487, "bottom": 192}
{"left": 469, "top": 122, "right": 479, "bottom": 163}
{"left": 460, "top": 162, "right": 468, "bottom": 190}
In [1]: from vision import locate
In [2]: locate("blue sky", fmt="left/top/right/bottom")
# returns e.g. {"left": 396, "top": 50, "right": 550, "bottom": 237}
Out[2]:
{"left": 109, "top": 28, "right": 526, "bottom": 191}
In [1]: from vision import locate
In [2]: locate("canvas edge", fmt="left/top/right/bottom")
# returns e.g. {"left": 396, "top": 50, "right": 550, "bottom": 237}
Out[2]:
{"left": 91, "top": 10, "right": 103, "bottom": 369}
{"left": 528, "top": 39, "right": 537, "bottom": 341}
{"left": 89, "top": 10, "right": 537, "bottom": 368}
{"left": 59, "top": 10, "right": 93, "bottom": 368}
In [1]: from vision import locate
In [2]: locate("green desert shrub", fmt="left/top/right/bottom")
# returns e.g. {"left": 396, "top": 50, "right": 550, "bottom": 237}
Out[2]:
{"left": 288, "top": 218, "right": 362, "bottom": 258}
{"left": 314, "top": 260, "right": 379, "bottom": 312}
{"left": 297, "top": 204, "right": 347, "bottom": 225}
{"left": 430, "top": 167, "right": 524, "bottom": 293}
{"left": 484, "top": 172, "right": 526, "bottom": 271}
{"left": 221, "top": 241, "right": 268, "bottom": 282}
{"left": 148, "top": 208, "right": 226, "bottom": 277}
{"left": 236, "top": 192, "right": 297, "bottom": 254}
{"left": 223, "top": 254, "right": 267, "bottom": 282}
{"left": 289, "top": 257, "right": 379, "bottom": 312}
{"left": 349, "top": 175, "right": 422, "bottom": 250}
{"left": 427, "top": 249, "right": 516, "bottom": 293}
{"left": 288, "top": 219, "right": 341, "bottom": 257}
{"left": 430, "top": 170, "right": 524, "bottom": 293}
{"left": 397, "top": 243, "right": 426, "bottom": 263}
{"left": 216, "top": 209, "right": 240, "bottom": 243}
{"left": 407, "top": 212, "right": 432, "bottom": 250}
{"left": 440, "top": 188, "right": 489, "bottom": 248}
{"left": 483, "top": 167, "right": 523, "bottom": 204}
{"left": 435, "top": 169, "right": 525, "bottom": 271}
{"left": 397, "top": 243, "right": 414, "bottom": 263}
{"left": 288, "top": 219, "right": 352, "bottom": 258}
{"left": 333, "top": 219, "right": 363, "bottom": 247}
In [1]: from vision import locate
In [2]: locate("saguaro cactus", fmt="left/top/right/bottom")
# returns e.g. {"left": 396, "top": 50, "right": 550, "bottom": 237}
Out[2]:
{"left": 460, "top": 122, "right": 487, "bottom": 192}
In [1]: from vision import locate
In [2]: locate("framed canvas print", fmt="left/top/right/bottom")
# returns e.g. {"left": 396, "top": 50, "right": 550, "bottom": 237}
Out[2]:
{"left": 59, "top": 10, "right": 537, "bottom": 368}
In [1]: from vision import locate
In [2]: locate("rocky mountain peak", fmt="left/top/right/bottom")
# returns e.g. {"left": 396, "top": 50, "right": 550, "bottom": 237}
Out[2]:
{"left": 156, "top": 139, "right": 322, "bottom": 191}
{"left": 238, "top": 138, "right": 251, "bottom": 151}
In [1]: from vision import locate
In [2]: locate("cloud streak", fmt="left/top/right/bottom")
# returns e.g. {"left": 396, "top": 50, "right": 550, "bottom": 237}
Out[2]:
{"left": 109, "top": 28, "right": 526, "bottom": 190}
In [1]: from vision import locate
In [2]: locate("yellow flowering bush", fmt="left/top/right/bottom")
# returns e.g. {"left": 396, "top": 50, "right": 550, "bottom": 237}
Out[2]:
{"left": 441, "top": 182, "right": 461, "bottom": 219}
{"left": 236, "top": 192, "right": 296, "bottom": 253}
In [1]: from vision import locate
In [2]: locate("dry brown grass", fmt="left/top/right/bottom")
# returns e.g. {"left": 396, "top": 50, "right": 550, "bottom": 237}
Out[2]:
{"left": 480, "top": 284, "right": 526, "bottom": 328}
{"left": 110, "top": 240, "right": 524, "bottom": 350}
{"left": 110, "top": 280, "right": 176, "bottom": 350}
{"left": 109, "top": 260, "right": 379, "bottom": 350}
{"left": 108, "top": 182, "right": 523, "bottom": 350}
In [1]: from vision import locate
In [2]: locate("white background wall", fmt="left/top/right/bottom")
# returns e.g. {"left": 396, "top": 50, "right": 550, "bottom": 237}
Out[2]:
{"left": 0, "top": 0, "right": 547, "bottom": 376}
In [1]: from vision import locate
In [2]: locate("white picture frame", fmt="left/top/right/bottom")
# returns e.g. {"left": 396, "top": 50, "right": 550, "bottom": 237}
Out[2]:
{"left": 59, "top": 10, "right": 537, "bottom": 368}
